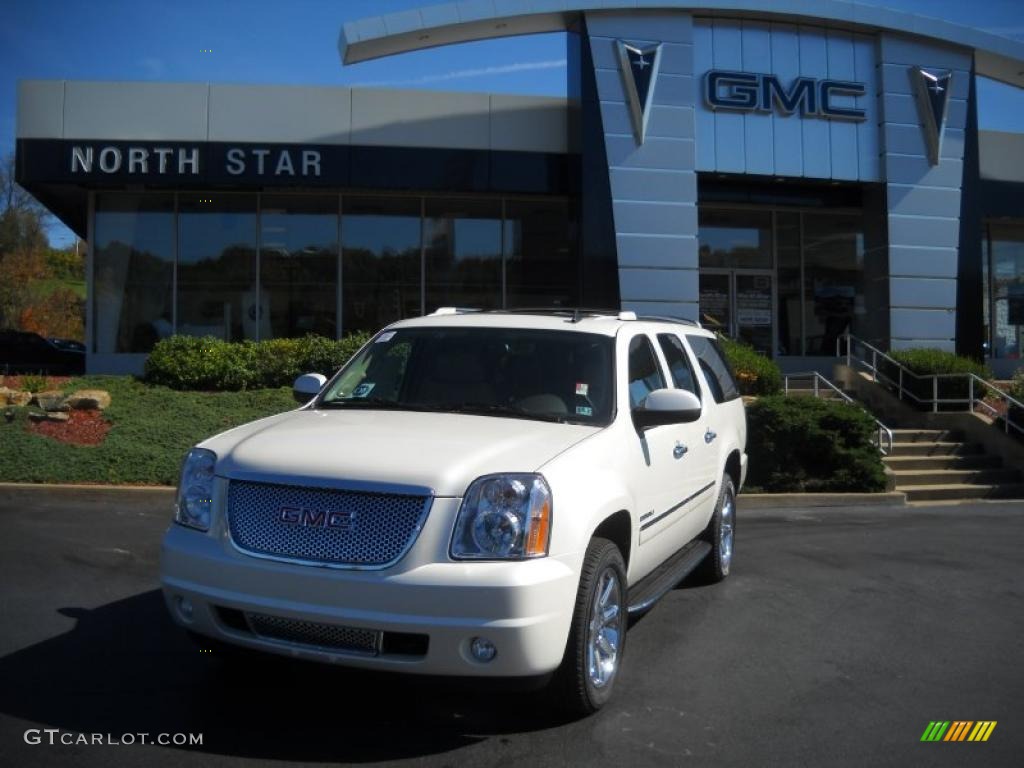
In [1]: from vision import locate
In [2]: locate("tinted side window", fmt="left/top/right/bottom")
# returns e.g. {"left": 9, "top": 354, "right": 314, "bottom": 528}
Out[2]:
{"left": 687, "top": 336, "right": 739, "bottom": 403}
{"left": 627, "top": 335, "right": 666, "bottom": 409}
{"left": 657, "top": 333, "right": 701, "bottom": 398}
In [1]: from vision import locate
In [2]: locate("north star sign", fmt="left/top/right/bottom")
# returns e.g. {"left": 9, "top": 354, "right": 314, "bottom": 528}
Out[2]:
{"left": 704, "top": 70, "right": 867, "bottom": 121}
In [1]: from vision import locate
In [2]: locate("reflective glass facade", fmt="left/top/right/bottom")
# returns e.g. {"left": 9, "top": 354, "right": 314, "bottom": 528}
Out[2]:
{"left": 91, "top": 192, "right": 576, "bottom": 353}
{"left": 984, "top": 222, "right": 1024, "bottom": 361}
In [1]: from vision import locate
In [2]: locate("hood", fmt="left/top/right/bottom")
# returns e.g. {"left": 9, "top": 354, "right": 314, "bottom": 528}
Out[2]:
{"left": 203, "top": 408, "right": 601, "bottom": 497}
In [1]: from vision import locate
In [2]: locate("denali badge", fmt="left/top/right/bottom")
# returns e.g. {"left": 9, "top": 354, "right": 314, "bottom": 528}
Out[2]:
{"left": 278, "top": 505, "right": 355, "bottom": 531}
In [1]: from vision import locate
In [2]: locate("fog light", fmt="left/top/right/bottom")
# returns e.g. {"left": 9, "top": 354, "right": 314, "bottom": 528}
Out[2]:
{"left": 470, "top": 636, "right": 497, "bottom": 662}
{"left": 175, "top": 596, "right": 194, "bottom": 623}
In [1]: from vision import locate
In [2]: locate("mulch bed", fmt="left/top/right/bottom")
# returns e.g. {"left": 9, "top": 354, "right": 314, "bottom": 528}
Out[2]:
{"left": 27, "top": 409, "right": 111, "bottom": 446}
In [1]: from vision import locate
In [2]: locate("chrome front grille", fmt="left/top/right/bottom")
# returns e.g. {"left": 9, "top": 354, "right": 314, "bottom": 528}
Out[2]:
{"left": 246, "top": 613, "right": 380, "bottom": 655}
{"left": 227, "top": 480, "right": 431, "bottom": 567}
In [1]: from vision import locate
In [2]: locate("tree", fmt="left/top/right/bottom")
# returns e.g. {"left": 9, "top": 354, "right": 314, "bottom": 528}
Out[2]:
{"left": 0, "top": 151, "right": 49, "bottom": 256}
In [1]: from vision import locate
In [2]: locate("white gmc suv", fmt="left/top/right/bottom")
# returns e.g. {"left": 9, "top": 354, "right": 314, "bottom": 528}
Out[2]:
{"left": 161, "top": 309, "right": 747, "bottom": 715}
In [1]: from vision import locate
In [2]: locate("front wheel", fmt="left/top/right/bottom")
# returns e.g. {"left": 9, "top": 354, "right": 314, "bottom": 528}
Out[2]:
{"left": 551, "top": 537, "right": 628, "bottom": 717}
{"left": 695, "top": 474, "right": 736, "bottom": 584}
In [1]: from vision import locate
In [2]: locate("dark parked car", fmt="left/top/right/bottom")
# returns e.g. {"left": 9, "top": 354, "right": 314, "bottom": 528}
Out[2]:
{"left": 0, "top": 330, "right": 85, "bottom": 375}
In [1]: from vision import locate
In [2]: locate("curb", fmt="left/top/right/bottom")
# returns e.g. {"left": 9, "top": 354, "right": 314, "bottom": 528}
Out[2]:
{"left": 738, "top": 492, "right": 907, "bottom": 509}
{"left": 0, "top": 483, "right": 175, "bottom": 500}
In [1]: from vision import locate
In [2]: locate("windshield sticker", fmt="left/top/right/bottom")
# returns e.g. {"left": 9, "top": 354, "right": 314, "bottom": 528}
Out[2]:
{"left": 351, "top": 382, "right": 376, "bottom": 398}
{"left": 376, "top": 331, "right": 396, "bottom": 343}
{"left": 575, "top": 382, "right": 589, "bottom": 396}
{"left": 576, "top": 405, "right": 593, "bottom": 417}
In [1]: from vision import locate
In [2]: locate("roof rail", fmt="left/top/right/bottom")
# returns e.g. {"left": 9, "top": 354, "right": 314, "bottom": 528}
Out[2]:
{"left": 635, "top": 315, "right": 703, "bottom": 329}
{"left": 495, "top": 307, "right": 624, "bottom": 323}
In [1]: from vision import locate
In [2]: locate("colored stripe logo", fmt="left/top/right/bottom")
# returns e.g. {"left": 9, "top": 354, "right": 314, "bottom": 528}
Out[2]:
{"left": 921, "top": 721, "right": 997, "bottom": 742}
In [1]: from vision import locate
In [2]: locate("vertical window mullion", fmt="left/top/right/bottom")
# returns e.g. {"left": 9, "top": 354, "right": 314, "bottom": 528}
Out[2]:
{"left": 420, "top": 197, "right": 427, "bottom": 316}
{"left": 337, "top": 194, "right": 344, "bottom": 339}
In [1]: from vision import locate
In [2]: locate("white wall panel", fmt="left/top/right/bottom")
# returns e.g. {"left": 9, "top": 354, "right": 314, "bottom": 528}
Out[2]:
{"left": 799, "top": 28, "right": 831, "bottom": 179}
{"left": 742, "top": 22, "right": 774, "bottom": 176}
{"left": 770, "top": 23, "right": 803, "bottom": 177}
{"left": 693, "top": 20, "right": 716, "bottom": 171}
{"left": 712, "top": 20, "right": 745, "bottom": 174}
{"left": 827, "top": 31, "right": 859, "bottom": 180}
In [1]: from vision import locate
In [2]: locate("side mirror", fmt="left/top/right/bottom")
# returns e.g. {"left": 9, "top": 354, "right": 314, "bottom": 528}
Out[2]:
{"left": 293, "top": 373, "right": 327, "bottom": 405}
{"left": 632, "top": 388, "right": 702, "bottom": 431}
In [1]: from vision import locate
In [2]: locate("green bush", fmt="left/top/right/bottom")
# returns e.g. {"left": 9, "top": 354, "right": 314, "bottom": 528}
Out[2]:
{"left": 886, "top": 348, "right": 991, "bottom": 407}
{"left": 718, "top": 336, "right": 782, "bottom": 395}
{"left": 1009, "top": 369, "right": 1024, "bottom": 435}
{"left": 745, "top": 395, "right": 887, "bottom": 492}
{"left": 144, "top": 333, "right": 372, "bottom": 391}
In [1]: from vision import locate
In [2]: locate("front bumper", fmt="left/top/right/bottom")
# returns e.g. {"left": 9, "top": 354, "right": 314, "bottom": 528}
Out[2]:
{"left": 160, "top": 499, "right": 579, "bottom": 677}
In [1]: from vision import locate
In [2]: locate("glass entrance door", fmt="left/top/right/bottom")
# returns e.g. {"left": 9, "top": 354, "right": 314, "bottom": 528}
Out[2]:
{"left": 699, "top": 271, "right": 775, "bottom": 356}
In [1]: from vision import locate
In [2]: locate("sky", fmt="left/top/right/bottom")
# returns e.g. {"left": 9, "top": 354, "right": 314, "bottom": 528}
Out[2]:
{"left": 2, "top": 0, "right": 1023, "bottom": 247}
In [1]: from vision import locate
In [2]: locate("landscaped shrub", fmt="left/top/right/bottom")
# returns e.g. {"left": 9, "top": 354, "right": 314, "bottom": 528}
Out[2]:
{"left": 886, "top": 348, "right": 992, "bottom": 408}
{"left": 717, "top": 335, "right": 782, "bottom": 396}
{"left": 744, "top": 395, "right": 887, "bottom": 492}
{"left": 145, "top": 333, "right": 372, "bottom": 391}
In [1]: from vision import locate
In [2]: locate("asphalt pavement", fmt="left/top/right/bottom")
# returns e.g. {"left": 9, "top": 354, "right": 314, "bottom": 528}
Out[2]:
{"left": 0, "top": 486, "right": 1021, "bottom": 768}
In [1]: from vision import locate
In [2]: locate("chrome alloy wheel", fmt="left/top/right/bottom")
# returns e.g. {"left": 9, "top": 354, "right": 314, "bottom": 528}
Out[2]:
{"left": 720, "top": 484, "right": 735, "bottom": 574}
{"left": 586, "top": 567, "right": 623, "bottom": 688}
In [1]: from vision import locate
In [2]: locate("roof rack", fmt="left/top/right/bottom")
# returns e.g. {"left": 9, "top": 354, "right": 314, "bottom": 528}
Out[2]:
{"left": 495, "top": 307, "right": 627, "bottom": 323}
{"left": 635, "top": 315, "right": 703, "bottom": 329}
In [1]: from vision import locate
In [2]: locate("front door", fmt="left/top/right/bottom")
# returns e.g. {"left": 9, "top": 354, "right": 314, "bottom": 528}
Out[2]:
{"left": 699, "top": 271, "right": 775, "bottom": 356}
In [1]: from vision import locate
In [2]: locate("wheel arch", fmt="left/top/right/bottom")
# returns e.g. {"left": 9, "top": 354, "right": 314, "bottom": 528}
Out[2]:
{"left": 725, "top": 449, "right": 742, "bottom": 492}
{"left": 591, "top": 509, "right": 633, "bottom": 571}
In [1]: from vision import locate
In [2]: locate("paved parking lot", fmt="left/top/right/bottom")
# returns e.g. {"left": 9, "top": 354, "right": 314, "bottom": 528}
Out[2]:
{"left": 0, "top": 487, "right": 1021, "bottom": 767}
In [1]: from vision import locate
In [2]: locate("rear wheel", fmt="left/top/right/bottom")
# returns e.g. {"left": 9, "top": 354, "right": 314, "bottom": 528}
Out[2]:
{"left": 695, "top": 474, "right": 736, "bottom": 584}
{"left": 552, "top": 537, "right": 628, "bottom": 716}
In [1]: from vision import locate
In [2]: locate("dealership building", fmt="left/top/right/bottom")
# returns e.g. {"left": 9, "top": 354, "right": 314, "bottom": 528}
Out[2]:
{"left": 15, "top": 1, "right": 1024, "bottom": 376}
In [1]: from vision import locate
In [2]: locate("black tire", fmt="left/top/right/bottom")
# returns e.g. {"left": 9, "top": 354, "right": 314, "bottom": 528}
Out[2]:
{"left": 551, "top": 537, "right": 628, "bottom": 717}
{"left": 695, "top": 473, "right": 736, "bottom": 584}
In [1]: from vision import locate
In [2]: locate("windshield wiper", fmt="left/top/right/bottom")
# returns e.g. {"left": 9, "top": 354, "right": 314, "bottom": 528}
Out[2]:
{"left": 317, "top": 397, "right": 431, "bottom": 411}
{"left": 438, "top": 403, "right": 568, "bottom": 423}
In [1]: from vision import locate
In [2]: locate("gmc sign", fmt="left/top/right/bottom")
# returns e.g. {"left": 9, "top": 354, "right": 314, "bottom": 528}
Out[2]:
{"left": 704, "top": 70, "right": 867, "bottom": 121}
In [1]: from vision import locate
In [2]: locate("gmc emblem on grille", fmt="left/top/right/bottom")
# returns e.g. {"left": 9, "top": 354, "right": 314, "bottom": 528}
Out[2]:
{"left": 278, "top": 505, "right": 355, "bottom": 530}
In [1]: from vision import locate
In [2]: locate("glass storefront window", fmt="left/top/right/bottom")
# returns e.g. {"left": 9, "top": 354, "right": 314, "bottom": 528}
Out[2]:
{"left": 987, "top": 223, "right": 1024, "bottom": 359}
{"left": 424, "top": 198, "right": 502, "bottom": 313}
{"left": 177, "top": 195, "right": 257, "bottom": 342}
{"left": 698, "top": 209, "right": 772, "bottom": 269}
{"left": 802, "top": 213, "right": 864, "bottom": 355}
{"left": 342, "top": 196, "right": 422, "bottom": 334}
{"left": 260, "top": 196, "right": 338, "bottom": 339}
{"left": 505, "top": 199, "right": 577, "bottom": 308}
{"left": 776, "top": 212, "right": 802, "bottom": 356}
{"left": 93, "top": 194, "right": 175, "bottom": 353}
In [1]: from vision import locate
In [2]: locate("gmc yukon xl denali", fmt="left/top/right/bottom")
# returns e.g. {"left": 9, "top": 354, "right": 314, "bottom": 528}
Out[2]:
{"left": 160, "top": 309, "right": 747, "bottom": 714}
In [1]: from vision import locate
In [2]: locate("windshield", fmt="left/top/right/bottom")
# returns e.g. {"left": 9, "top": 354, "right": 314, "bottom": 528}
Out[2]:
{"left": 318, "top": 326, "right": 615, "bottom": 425}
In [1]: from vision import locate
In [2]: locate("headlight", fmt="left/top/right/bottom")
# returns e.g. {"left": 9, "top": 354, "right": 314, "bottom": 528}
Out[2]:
{"left": 175, "top": 448, "right": 216, "bottom": 531}
{"left": 451, "top": 474, "right": 552, "bottom": 560}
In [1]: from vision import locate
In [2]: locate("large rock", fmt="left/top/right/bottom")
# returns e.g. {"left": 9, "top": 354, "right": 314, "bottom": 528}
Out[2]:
{"left": 29, "top": 411, "right": 70, "bottom": 423}
{"left": 32, "top": 390, "right": 69, "bottom": 412}
{"left": 66, "top": 389, "right": 112, "bottom": 411}
{"left": 8, "top": 390, "right": 32, "bottom": 407}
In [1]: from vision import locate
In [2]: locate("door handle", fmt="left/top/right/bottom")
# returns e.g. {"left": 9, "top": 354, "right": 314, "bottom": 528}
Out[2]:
{"left": 704, "top": 429, "right": 717, "bottom": 444}
{"left": 673, "top": 442, "right": 688, "bottom": 459}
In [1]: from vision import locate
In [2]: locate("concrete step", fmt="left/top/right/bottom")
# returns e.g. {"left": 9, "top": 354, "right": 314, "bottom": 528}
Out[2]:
{"left": 890, "top": 429, "right": 964, "bottom": 443}
{"left": 884, "top": 454, "right": 1003, "bottom": 471}
{"left": 892, "top": 468, "right": 1023, "bottom": 487}
{"left": 888, "top": 442, "right": 983, "bottom": 457}
{"left": 904, "top": 484, "right": 1024, "bottom": 502}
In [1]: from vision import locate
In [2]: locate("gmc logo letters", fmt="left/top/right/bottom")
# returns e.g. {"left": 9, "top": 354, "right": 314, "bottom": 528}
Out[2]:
{"left": 704, "top": 70, "right": 866, "bottom": 121}
{"left": 278, "top": 505, "right": 354, "bottom": 530}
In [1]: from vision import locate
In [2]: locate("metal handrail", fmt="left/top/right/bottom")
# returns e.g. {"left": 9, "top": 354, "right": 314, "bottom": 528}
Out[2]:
{"left": 783, "top": 371, "right": 895, "bottom": 455}
{"left": 838, "top": 333, "right": 1024, "bottom": 437}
